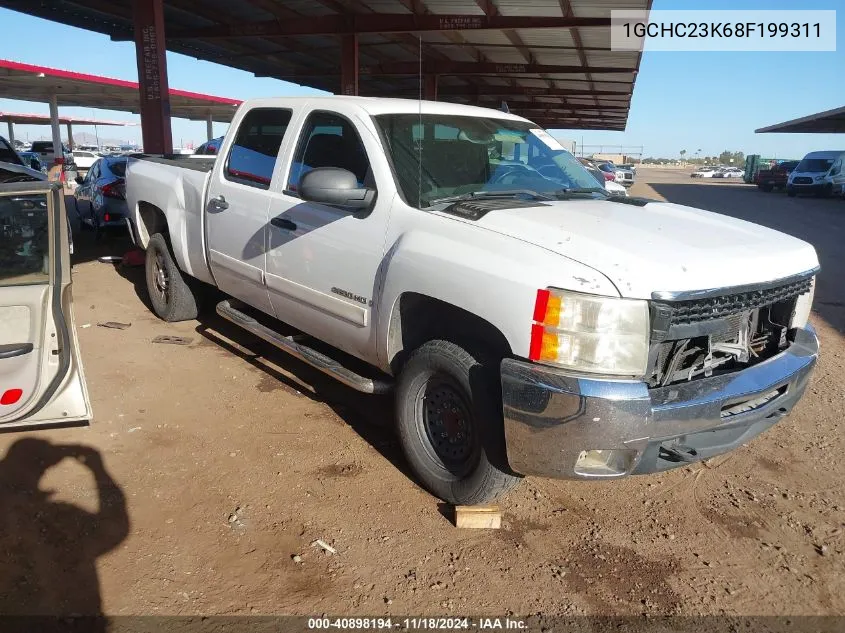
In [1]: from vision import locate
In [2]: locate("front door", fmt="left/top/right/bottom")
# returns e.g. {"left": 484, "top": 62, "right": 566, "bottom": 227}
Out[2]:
{"left": 0, "top": 182, "right": 91, "bottom": 432}
{"left": 205, "top": 106, "right": 294, "bottom": 315}
{"left": 264, "top": 109, "right": 391, "bottom": 362}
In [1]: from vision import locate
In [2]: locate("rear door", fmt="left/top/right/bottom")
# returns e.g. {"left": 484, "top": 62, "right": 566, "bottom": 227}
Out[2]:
{"left": 205, "top": 106, "right": 295, "bottom": 315}
{"left": 0, "top": 181, "right": 91, "bottom": 432}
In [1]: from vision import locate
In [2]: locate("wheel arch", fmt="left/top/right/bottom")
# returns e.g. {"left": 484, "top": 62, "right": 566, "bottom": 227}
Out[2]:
{"left": 386, "top": 292, "right": 512, "bottom": 374}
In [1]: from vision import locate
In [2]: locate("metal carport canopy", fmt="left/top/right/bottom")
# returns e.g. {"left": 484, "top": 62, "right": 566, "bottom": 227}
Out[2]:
{"left": 0, "top": 111, "right": 133, "bottom": 126}
{"left": 1, "top": 110, "right": 134, "bottom": 149}
{"left": 0, "top": 59, "right": 241, "bottom": 123}
{"left": 0, "top": 0, "right": 652, "bottom": 132}
{"left": 756, "top": 106, "right": 845, "bottom": 134}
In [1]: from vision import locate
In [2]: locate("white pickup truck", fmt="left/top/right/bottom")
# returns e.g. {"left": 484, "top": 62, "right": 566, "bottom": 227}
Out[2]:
{"left": 125, "top": 97, "right": 819, "bottom": 505}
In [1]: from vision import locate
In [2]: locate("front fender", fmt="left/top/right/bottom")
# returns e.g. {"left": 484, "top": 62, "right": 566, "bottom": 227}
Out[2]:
{"left": 376, "top": 228, "right": 620, "bottom": 367}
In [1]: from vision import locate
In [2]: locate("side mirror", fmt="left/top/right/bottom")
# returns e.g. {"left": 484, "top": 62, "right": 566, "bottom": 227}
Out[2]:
{"left": 75, "top": 175, "right": 84, "bottom": 184}
{"left": 299, "top": 167, "right": 375, "bottom": 210}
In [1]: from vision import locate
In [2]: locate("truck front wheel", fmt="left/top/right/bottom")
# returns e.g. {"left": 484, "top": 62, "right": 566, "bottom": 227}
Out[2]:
{"left": 395, "top": 340, "right": 521, "bottom": 505}
{"left": 145, "top": 233, "right": 199, "bottom": 322}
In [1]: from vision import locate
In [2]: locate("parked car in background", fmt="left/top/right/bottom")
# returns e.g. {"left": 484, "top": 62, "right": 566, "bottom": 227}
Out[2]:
{"left": 0, "top": 135, "right": 46, "bottom": 180}
{"left": 712, "top": 167, "right": 742, "bottom": 179}
{"left": 0, "top": 179, "right": 89, "bottom": 431}
{"left": 595, "top": 161, "right": 617, "bottom": 182}
{"left": 612, "top": 164, "right": 635, "bottom": 187}
{"left": 619, "top": 163, "right": 637, "bottom": 174}
{"left": 787, "top": 150, "right": 845, "bottom": 197}
{"left": 72, "top": 150, "right": 102, "bottom": 170}
{"left": 74, "top": 156, "right": 128, "bottom": 236}
{"left": 195, "top": 136, "right": 224, "bottom": 156}
{"left": 16, "top": 151, "right": 43, "bottom": 172}
{"left": 577, "top": 158, "right": 628, "bottom": 196}
{"left": 30, "top": 140, "right": 74, "bottom": 167}
{"left": 691, "top": 166, "right": 718, "bottom": 178}
{"left": 756, "top": 160, "right": 799, "bottom": 192}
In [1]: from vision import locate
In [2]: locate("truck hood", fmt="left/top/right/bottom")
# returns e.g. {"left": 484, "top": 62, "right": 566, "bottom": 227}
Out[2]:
{"left": 0, "top": 160, "right": 47, "bottom": 183}
{"left": 472, "top": 198, "right": 819, "bottom": 299}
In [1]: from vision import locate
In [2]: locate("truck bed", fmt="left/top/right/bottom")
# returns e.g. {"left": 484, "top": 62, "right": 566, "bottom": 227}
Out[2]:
{"left": 129, "top": 154, "right": 216, "bottom": 173}
{"left": 125, "top": 153, "right": 215, "bottom": 285}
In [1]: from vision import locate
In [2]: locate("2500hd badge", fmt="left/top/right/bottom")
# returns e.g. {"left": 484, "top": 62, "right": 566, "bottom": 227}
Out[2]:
{"left": 331, "top": 286, "right": 371, "bottom": 306}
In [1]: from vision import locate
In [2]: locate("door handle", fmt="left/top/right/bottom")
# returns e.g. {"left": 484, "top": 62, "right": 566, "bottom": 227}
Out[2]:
{"left": 270, "top": 217, "right": 297, "bottom": 231}
{"left": 0, "top": 343, "right": 34, "bottom": 360}
{"left": 207, "top": 195, "right": 228, "bottom": 211}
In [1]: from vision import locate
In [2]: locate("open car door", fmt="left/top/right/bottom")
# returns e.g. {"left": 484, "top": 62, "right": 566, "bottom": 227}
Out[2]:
{"left": 0, "top": 181, "right": 91, "bottom": 432}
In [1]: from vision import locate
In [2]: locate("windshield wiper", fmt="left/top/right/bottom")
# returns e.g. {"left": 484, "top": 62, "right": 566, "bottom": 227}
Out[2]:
{"left": 555, "top": 187, "right": 609, "bottom": 197}
{"left": 427, "top": 189, "right": 556, "bottom": 206}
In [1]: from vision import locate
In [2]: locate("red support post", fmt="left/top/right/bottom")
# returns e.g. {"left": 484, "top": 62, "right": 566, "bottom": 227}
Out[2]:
{"left": 133, "top": 0, "right": 173, "bottom": 154}
{"left": 423, "top": 74, "right": 438, "bottom": 101}
{"left": 340, "top": 33, "right": 359, "bottom": 96}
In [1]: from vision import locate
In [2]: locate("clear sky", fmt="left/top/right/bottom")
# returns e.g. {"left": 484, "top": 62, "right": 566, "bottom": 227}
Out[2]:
{"left": 0, "top": 0, "right": 842, "bottom": 157}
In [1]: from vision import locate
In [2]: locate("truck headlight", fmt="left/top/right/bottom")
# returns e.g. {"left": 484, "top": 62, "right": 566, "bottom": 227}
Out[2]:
{"left": 529, "top": 289, "right": 650, "bottom": 376}
{"left": 790, "top": 277, "right": 815, "bottom": 329}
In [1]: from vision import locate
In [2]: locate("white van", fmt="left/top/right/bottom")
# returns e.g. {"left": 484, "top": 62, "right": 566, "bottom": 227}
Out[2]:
{"left": 827, "top": 154, "right": 845, "bottom": 199}
{"left": 787, "top": 150, "right": 845, "bottom": 197}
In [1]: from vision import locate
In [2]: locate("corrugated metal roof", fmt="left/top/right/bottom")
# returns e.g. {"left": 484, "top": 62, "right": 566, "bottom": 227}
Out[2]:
{"left": 0, "top": 0, "right": 652, "bottom": 130}
{"left": 495, "top": 0, "right": 564, "bottom": 18}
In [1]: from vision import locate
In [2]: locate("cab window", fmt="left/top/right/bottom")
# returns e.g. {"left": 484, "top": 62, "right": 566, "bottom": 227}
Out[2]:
{"left": 286, "top": 111, "right": 371, "bottom": 193}
{"left": 224, "top": 108, "right": 293, "bottom": 189}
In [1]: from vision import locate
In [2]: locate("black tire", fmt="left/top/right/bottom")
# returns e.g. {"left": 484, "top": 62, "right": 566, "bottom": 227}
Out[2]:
{"left": 760, "top": 184, "right": 773, "bottom": 192}
{"left": 145, "top": 232, "right": 199, "bottom": 322}
{"left": 395, "top": 339, "right": 521, "bottom": 505}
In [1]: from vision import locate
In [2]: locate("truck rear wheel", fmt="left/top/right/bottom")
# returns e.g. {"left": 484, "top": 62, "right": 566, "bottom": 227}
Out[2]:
{"left": 395, "top": 339, "right": 521, "bottom": 505}
{"left": 145, "top": 233, "right": 199, "bottom": 322}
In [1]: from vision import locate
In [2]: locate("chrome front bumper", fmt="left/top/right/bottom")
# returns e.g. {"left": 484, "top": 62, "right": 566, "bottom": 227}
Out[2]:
{"left": 501, "top": 325, "right": 818, "bottom": 480}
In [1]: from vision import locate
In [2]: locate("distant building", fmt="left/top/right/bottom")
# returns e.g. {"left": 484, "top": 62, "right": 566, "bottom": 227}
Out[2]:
{"left": 591, "top": 153, "right": 640, "bottom": 165}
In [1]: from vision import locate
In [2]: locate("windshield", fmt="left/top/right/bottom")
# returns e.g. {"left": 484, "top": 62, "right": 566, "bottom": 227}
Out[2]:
{"left": 374, "top": 114, "right": 603, "bottom": 208}
{"left": 796, "top": 158, "right": 835, "bottom": 173}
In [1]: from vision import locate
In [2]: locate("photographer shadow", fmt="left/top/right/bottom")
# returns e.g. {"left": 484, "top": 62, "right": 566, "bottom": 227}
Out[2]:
{"left": 0, "top": 438, "right": 129, "bottom": 627}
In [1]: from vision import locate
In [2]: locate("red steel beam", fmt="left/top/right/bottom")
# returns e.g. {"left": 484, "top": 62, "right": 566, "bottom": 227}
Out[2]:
{"left": 133, "top": 0, "right": 172, "bottom": 154}
{"left": 530, "top": 122, "right": 625, "bottom": 130}
{"left": 340, "top": 33, "right": 359, "bottom": 96}
{"left": 469, "top": 97, "right": 630, "bottom": 109}
{"left": 279, "top": 61, "right": 634, "bottom": 78}
{"left": 505, "top": 109, "right": 630, "bottom": 118}
{"left": 409, "top": 86, "right": 631, "bottom": 98}
{"left": 423, "top": 74, "right": 438, "bottom": 101}
{"left": 159, "top": 15, "right": 611, "bottom": 39}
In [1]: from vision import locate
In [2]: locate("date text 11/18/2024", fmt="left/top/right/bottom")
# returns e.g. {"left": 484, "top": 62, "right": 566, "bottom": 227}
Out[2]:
{"left": 307, "top": 617, "right": 529, "bottom": 630}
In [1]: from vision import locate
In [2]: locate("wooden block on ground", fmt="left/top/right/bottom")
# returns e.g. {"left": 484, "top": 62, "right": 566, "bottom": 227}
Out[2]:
{"left": 454, "top": 505, "right": 501, "bottom": 529}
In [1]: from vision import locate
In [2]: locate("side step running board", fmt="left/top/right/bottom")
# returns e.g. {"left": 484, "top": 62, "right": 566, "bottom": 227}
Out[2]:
{"left": 216, "top": 300, "right": 392, "bottom": 395}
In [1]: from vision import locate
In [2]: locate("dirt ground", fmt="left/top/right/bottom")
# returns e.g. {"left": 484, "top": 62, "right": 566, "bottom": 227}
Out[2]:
{"left": 1, "top": 169, "right": 843, "bottom": 619}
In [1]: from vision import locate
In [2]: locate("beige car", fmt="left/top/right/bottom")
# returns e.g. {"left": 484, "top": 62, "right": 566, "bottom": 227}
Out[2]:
{"left": 0, "top": 181, "right": 91, "bottom": 432}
